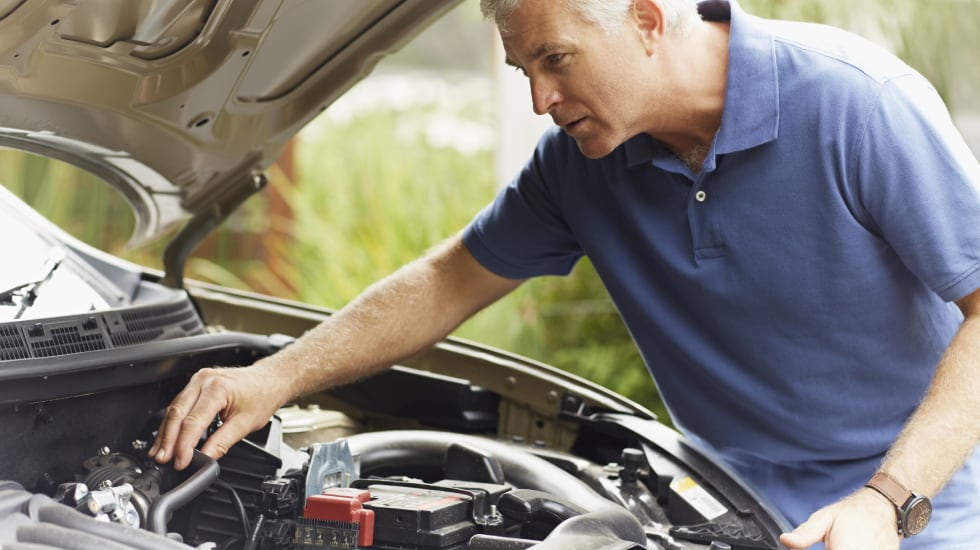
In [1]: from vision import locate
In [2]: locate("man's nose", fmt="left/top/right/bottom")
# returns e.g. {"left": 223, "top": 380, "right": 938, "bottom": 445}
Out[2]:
{"left": 530, "top": 76, "right": 561, "bottom": 115}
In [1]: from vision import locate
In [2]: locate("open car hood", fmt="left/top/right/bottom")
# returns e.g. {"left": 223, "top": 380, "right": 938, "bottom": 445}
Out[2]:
{"left": 0, "top": 0, "right": 460, "bottom": 255}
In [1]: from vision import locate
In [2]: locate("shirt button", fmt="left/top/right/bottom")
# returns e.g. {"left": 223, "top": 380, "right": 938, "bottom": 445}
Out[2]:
{"left": 695, "top": 190, "right": 707, "bottom": 202}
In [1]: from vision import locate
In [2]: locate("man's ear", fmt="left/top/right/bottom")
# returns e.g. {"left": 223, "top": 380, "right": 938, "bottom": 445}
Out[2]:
{"left": 632, "top": 0, "right": 666, "bottom": 55}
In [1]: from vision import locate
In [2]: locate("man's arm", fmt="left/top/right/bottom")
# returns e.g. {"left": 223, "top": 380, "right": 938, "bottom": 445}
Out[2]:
{"left": 781, "top": 287, "right": 980, "bottom": 549}
{"left": 149, "top": 235, "right": 524, "bottom": 470}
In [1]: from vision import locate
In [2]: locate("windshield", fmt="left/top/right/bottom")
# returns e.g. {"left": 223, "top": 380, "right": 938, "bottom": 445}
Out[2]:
{"left": 0, "top": 190, "right": 116, "bottom": 322}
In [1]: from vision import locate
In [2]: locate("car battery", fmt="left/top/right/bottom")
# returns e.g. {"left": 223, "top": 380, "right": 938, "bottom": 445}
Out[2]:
{"left": 298, "top": 480, "right": 512, "bottom": 549}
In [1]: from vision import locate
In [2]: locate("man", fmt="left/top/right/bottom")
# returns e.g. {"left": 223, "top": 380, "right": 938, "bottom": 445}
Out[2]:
{"left": 151, "top": 0, "right": 980, "bottom": 548}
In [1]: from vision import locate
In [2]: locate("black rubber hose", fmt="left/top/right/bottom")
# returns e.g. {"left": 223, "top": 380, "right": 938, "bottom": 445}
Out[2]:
{"left": 524, "top": 507, "right": 648, "bottom": 550}
{"left": 344, "top": 430, "right": 615, "bottom": 511}
{"left": 146, "top": 450, "right": 220, "bottom": 536}
{"left": 496, "top": 489, "right": 589, "bottom": 528}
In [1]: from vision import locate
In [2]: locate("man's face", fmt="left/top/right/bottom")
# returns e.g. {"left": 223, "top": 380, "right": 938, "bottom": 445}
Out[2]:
{"left": 501, "top": 0, "right": 652, "bottom": 159}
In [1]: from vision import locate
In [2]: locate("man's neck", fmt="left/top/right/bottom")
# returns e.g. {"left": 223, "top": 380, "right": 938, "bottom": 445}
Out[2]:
{"left": 648, "top": 20, "right": 731, "bottom": 162}
{"left": 675, "top": 143, "right": 712, "bottom": 174}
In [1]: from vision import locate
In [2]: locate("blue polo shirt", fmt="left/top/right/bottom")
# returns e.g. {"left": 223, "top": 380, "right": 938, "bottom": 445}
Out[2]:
{"left": 463, "top": 0, "right": 980, "bottom": 540}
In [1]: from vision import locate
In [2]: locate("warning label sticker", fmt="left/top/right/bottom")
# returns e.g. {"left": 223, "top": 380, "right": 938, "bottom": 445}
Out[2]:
{"left": 670, "top": 476, "right": 728, "bottom": 520}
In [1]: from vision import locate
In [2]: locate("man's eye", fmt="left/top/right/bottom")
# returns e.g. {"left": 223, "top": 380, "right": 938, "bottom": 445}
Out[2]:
{"left": 545, "top": 53, "right": 565, "bottom": 65}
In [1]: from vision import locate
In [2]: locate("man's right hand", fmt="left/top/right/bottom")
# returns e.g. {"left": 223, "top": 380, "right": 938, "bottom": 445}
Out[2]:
{"left": 148, "top": 364, "right": 289, "bottom": 470}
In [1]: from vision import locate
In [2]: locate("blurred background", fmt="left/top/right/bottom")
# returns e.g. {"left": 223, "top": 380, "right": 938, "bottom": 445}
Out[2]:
{"left": 1, "top": 0, "right": 978, "bottom": 422}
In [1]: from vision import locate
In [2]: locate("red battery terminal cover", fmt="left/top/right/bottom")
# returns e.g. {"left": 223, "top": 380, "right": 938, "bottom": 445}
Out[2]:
{"left": 303, "top": 487, "right": 375, "bottom": 547}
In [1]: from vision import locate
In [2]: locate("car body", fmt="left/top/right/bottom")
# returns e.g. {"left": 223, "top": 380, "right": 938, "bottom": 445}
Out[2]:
{"left": 0, "top": 1, "right": 789, "bottom": 549}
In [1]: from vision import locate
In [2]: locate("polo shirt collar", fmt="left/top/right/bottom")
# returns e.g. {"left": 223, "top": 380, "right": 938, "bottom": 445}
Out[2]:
{"left": 625, "top": 0, "right": 779, "bottom": 167}
{"left": 715, "top": 0, "right": 779, "bottom": 155}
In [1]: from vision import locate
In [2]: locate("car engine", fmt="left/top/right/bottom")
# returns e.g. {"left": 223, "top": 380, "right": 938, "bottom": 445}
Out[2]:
{"left": 0, "top": 285, "right": 789, "bottom": 550}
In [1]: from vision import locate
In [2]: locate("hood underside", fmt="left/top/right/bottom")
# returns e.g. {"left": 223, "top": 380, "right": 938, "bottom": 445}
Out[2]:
{"left": 0, "top": 0, "right": 461, "bottom": 245}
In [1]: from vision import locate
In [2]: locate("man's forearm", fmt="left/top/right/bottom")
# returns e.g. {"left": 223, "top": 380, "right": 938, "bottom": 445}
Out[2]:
{"left": 878, "top": 298, "right": 980, "bottom": 495}
{"left": 252, "top": 235, "right": 523, "bottom": 403}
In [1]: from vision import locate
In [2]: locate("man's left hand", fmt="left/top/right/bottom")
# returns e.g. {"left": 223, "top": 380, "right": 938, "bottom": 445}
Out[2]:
{"left": 779, "top": 488, "right": 901, "bottom": 549}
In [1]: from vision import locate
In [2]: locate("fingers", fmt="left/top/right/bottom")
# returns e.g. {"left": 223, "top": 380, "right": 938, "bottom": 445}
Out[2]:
{"left": 780, "top": 508, "right": 833, "bottom": 549}
{"left": 149, "top": 369, "right": 230, "bottom": 470}
{"left": 199, "top": 414, "right": 256, "bottom": 463}
{"left": 781, "top": 490, "right": 903, "bottom": 550}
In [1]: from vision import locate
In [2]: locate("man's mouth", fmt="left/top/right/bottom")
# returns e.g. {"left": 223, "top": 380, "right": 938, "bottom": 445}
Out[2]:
{"left": 561, "top": 117, "right": 586, "bottom": 134}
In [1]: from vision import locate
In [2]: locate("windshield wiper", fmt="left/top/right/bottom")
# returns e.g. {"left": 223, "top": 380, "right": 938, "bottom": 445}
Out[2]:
{"left": 0, "top": 247, "right": 67, "bottom": 319}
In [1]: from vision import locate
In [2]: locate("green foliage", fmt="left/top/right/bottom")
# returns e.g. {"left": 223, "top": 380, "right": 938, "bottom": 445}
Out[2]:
{"left": 740, "top": 0, "right": 980, "bottom": 110}
{"left": 0, "top": 149, "right": 137, "bottom": 254}
{"left": 287, "top": 108, "right": 497, "bottom": 304}
{"left": 0, "top": 148, "right": 277, "bottom": 277}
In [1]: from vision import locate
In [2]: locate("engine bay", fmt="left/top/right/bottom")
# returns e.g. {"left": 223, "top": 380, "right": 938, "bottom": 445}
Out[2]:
{"left": 0, "top": 288, "right": 789, "bottom": 550}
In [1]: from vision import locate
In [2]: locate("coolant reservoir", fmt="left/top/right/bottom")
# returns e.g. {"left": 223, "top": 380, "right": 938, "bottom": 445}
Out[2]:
{"left": 277, "top": 404, "right": 362, "bottom": 448}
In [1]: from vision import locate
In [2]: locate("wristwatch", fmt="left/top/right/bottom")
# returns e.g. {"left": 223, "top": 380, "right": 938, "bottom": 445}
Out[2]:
{"left": 864, "top": 471, "right": 932, "bottom": 537}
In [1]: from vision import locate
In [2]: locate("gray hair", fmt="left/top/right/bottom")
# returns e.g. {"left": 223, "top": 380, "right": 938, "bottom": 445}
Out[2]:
{"left": 480, "top": 0, "right": 701, "bottom": 36}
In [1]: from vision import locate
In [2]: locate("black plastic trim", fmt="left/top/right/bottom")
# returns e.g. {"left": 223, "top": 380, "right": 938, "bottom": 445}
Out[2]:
{"left": 0, "top": 331, "right": 281, "bottom": 405}
{"left": 0, "top": 295, "right": 205, "bottom": 362}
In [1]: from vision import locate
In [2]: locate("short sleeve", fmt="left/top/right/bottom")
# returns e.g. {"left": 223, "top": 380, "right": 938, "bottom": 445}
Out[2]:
{"left": 853, "top": 74, "right": 980, "bottom": 302}
{"left": 462, "top": 127, "right": 584, "bottom": 279}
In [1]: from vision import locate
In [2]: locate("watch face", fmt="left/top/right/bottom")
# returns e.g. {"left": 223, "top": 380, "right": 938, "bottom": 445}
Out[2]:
{"left": 903, "top": 497, "right": 932, "bottom": 536}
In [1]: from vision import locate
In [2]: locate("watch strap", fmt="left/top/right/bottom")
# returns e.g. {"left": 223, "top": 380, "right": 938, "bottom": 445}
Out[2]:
{"left": 865, "top": 472, "right": 912, "bottom": 508}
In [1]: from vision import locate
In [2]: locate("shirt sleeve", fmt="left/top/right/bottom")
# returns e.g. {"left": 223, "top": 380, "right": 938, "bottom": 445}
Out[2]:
{"left": 853, "top": 73, "right": 980, "bottom": 302}
{"left": 462, "top": 126, "right": 584, "bottom": 279}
